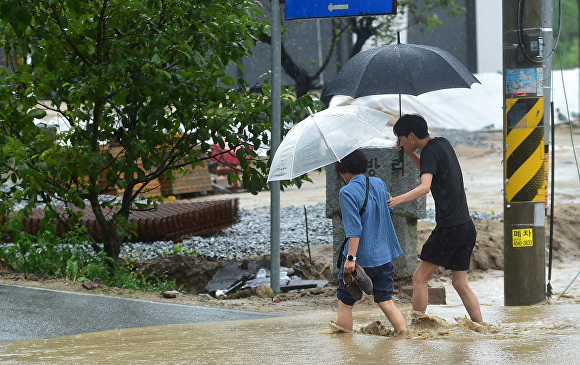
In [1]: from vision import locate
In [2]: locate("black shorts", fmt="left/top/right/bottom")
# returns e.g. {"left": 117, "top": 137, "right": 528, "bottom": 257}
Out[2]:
{"left": 420, "top": 220, "right": 476, "bottom": 271}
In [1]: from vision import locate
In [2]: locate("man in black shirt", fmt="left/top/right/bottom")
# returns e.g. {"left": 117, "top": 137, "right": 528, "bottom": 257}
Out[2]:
{"left": 388, "top": 114, "right": 483, "bottom": 323}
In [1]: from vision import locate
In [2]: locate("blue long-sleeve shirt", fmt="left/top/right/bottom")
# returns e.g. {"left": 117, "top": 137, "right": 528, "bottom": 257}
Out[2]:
{"left": 339, "top": 174, "right": 402, "bottom": 268}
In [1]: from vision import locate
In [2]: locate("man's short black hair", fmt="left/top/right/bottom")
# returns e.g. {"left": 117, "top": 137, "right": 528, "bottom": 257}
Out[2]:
{"left": 335, "top": 149, "right": 368, "bottom": 175}
{"left": 393, "top": 114, "right": 430, "bottom": 139}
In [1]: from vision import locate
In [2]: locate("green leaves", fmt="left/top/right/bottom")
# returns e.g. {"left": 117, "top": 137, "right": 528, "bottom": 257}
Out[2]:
{"left": 0, "top": 0, "right": 319, "bottom": 266}
{"left": 221, "top": 75, "right": 236, "bottom": 87}
{"left": 4, "top": 2, "right": 32, "bottom": 37}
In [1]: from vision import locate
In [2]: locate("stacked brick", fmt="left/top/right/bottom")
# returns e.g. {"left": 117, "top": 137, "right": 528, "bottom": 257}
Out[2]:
{"left": 13, "top": 199, "right": 239, "bottom": 243}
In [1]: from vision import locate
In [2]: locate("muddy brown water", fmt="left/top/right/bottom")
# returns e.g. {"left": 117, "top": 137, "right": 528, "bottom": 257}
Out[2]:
{"left": 0, "top": 302, "right": 578, "bottom": 364}
{"left": 1, "top": 264, "right": 577, "bottom": 363}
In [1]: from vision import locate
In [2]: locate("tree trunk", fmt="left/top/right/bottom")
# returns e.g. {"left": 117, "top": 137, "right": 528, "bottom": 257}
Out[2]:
{"left": 90, "top": 199, "right": 122, "bottom": 266}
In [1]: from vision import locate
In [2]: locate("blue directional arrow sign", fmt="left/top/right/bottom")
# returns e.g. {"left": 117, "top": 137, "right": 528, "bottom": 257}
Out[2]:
{"left": 285, "top": 0, "right": 397, "bottom": 20}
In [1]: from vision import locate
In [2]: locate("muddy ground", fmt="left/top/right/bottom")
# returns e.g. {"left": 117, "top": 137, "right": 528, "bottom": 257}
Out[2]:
{"left": 1, "top": 203, "right": 578, "bottom": 314}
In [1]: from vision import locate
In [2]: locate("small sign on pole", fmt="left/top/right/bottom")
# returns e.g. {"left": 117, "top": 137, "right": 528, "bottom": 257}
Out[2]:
{"left": 285, "top": 0, "right": 397, "bottom": 20}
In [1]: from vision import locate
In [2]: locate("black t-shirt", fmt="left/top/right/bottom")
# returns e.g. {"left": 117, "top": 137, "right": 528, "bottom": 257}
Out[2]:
{"left": 420, "top": 137, "right": 471, "bottom": 227}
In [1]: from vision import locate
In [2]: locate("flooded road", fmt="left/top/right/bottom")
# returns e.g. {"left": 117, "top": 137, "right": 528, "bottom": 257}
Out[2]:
{"left": 0, "top": 302, "right": 578, "bottom": 364}
{"left": 1, "top": 262, "right": 577, "bottom": 364}
{"left": 0, "top": 284, "right": 283, "bottom": 342}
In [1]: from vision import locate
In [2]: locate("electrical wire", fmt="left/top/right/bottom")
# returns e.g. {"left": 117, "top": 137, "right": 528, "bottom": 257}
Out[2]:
{"left": 550, "top": 0, "right": 580, "bottom": 299}
{"left": 558, "top": 270, "right": 580, "bottom": 301}
{"left": 547, "top": 101, "right": 554, "bottom": 298}
{"left": 516, "top": 0, "right": 562, "bottom": 63}
{"left": 554, "top": 40, "right": 580, "bottom": 182}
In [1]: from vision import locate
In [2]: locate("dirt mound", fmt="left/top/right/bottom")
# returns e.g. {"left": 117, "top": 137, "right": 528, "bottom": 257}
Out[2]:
{"left": 550, "top": 203, "right": 580, "bottom": 262}
{"left": 132, "top": 255, "right": 223, "bottom": 294}
{"left": 418, "top": 204, "right": 580, "bottom": 273}
{"left": 132, "top": 246, "right": 334, "bottom": 295}
{"left": 418, "top": 219, "right": 505, "bottom": 271}
{"left": 470, "top": 219, "right": 505, "bottom": 270}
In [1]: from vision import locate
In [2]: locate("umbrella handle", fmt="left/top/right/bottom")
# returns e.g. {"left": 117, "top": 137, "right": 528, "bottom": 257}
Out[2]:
{"left": 391, "top": 147, "right": 405, "bottom": 176}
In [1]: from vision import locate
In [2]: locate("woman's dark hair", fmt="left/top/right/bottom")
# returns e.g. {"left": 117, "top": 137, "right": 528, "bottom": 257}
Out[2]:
{"left": 393, "top": 114, "right": 430, "bottom": 139}
{"left": 335, "top": 149, "right": 367, "bottom": 175}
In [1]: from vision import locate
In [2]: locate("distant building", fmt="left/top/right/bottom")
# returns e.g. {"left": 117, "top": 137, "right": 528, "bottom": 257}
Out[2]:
{"left": 232, "top": 0, "right": 503, "bottom": 91}
{"left": 228, "top": 2, "right": 351, "bottom": 89}
{"left": 407, "top": 0, "right": 502, "bottom": 74}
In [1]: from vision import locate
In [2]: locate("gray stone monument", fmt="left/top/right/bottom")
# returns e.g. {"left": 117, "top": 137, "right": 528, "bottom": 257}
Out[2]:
{"left": 326, "top": 147, "right": 426, "bottom": 280}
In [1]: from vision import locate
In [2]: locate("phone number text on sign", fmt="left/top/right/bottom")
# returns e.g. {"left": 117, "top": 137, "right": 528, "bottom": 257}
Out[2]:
{"left": 512, "top": 228, "right": 533, "bottom": 247}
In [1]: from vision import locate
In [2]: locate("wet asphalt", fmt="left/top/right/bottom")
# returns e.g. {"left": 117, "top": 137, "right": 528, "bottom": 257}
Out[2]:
{"left": 0, "top": 284, "right": 284, "bottom": 342}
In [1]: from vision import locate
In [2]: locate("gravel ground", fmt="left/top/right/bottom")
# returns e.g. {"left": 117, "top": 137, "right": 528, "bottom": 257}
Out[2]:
{"left": 119, "top": 204, "right": 501, "bottom": 261}
{"left": 0, "top": 203, "right": 502, "bottom": 262}
{"left": 121, "top": 203, "right": 333, "bottom": 261}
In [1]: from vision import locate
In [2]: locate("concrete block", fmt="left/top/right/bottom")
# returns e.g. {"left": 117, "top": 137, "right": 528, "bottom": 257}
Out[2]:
{"left": 326, "top": 147, "right": 427, "bottom": 279}
{"left": 401, "top": 286, "right": 447, "bottom": 305}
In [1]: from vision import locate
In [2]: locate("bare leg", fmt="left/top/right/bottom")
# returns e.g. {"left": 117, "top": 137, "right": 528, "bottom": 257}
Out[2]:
{"left": 412, "top": 260, "right": 439, "bottom": 313}
{"left": 451, "top": 270, "right": 483, "bottom": 322}
{"left": 337, "top": 300, "right": 354, "bottom": 330}
{"left": 377, "top": 300, "right": 407, "bottom": 333}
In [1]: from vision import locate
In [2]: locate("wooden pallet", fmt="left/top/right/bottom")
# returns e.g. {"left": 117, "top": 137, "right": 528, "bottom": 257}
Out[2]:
{"left": 160, "top": 164, "right": 212, "bottom": 196}
{"left": 98, "top": 144, "right": 212, "bottom": 198}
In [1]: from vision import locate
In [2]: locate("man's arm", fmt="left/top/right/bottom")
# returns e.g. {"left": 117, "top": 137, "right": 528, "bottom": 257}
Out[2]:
{"left": 387, "top": 173, "right": 433, "bottom": 208}
{"left": 407, "top": 150, "right": 421, "bottom": 171}
{"left": 343, "top": 237, "right": 359, "bottom": 273}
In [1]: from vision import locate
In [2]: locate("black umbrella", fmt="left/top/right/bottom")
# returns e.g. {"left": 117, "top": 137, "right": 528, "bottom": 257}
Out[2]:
{"left": 321, "top": 36, "right": 480, "bottom": 115}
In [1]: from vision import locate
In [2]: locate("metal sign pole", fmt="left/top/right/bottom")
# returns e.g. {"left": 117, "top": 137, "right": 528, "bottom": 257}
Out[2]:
{"left": 270, "top": 0, "right": 281, "bottom": 293}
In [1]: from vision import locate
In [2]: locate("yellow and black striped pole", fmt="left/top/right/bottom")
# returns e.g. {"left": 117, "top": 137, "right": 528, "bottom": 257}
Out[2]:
{"left": 505, "top": 97, "right": 545, "bottom": 204}
{"left": 502, "top": 0, "right": 550, "bottom": 306}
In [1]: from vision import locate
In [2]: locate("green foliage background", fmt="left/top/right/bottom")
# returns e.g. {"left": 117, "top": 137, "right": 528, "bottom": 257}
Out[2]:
{"left": 0, "top": 0, "right": 321, "bottom": 269}
{"left": 553, "top": 0, "right": 579, "bottom": 69}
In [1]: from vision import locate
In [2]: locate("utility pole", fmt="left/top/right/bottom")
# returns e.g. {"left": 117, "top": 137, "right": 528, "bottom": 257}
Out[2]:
{"left": 502, "top": 0, "right": 552, "bottom": 305}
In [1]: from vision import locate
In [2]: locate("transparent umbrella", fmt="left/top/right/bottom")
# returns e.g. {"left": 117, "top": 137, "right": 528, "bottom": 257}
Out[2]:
{"left": 267, "top": 105, "right": 392, "bottom": 182}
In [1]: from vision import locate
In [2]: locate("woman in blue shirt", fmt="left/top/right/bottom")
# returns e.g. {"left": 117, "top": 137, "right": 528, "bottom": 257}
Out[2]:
{"left": 335, "top": 150, "right": 407, "bottom": 333}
